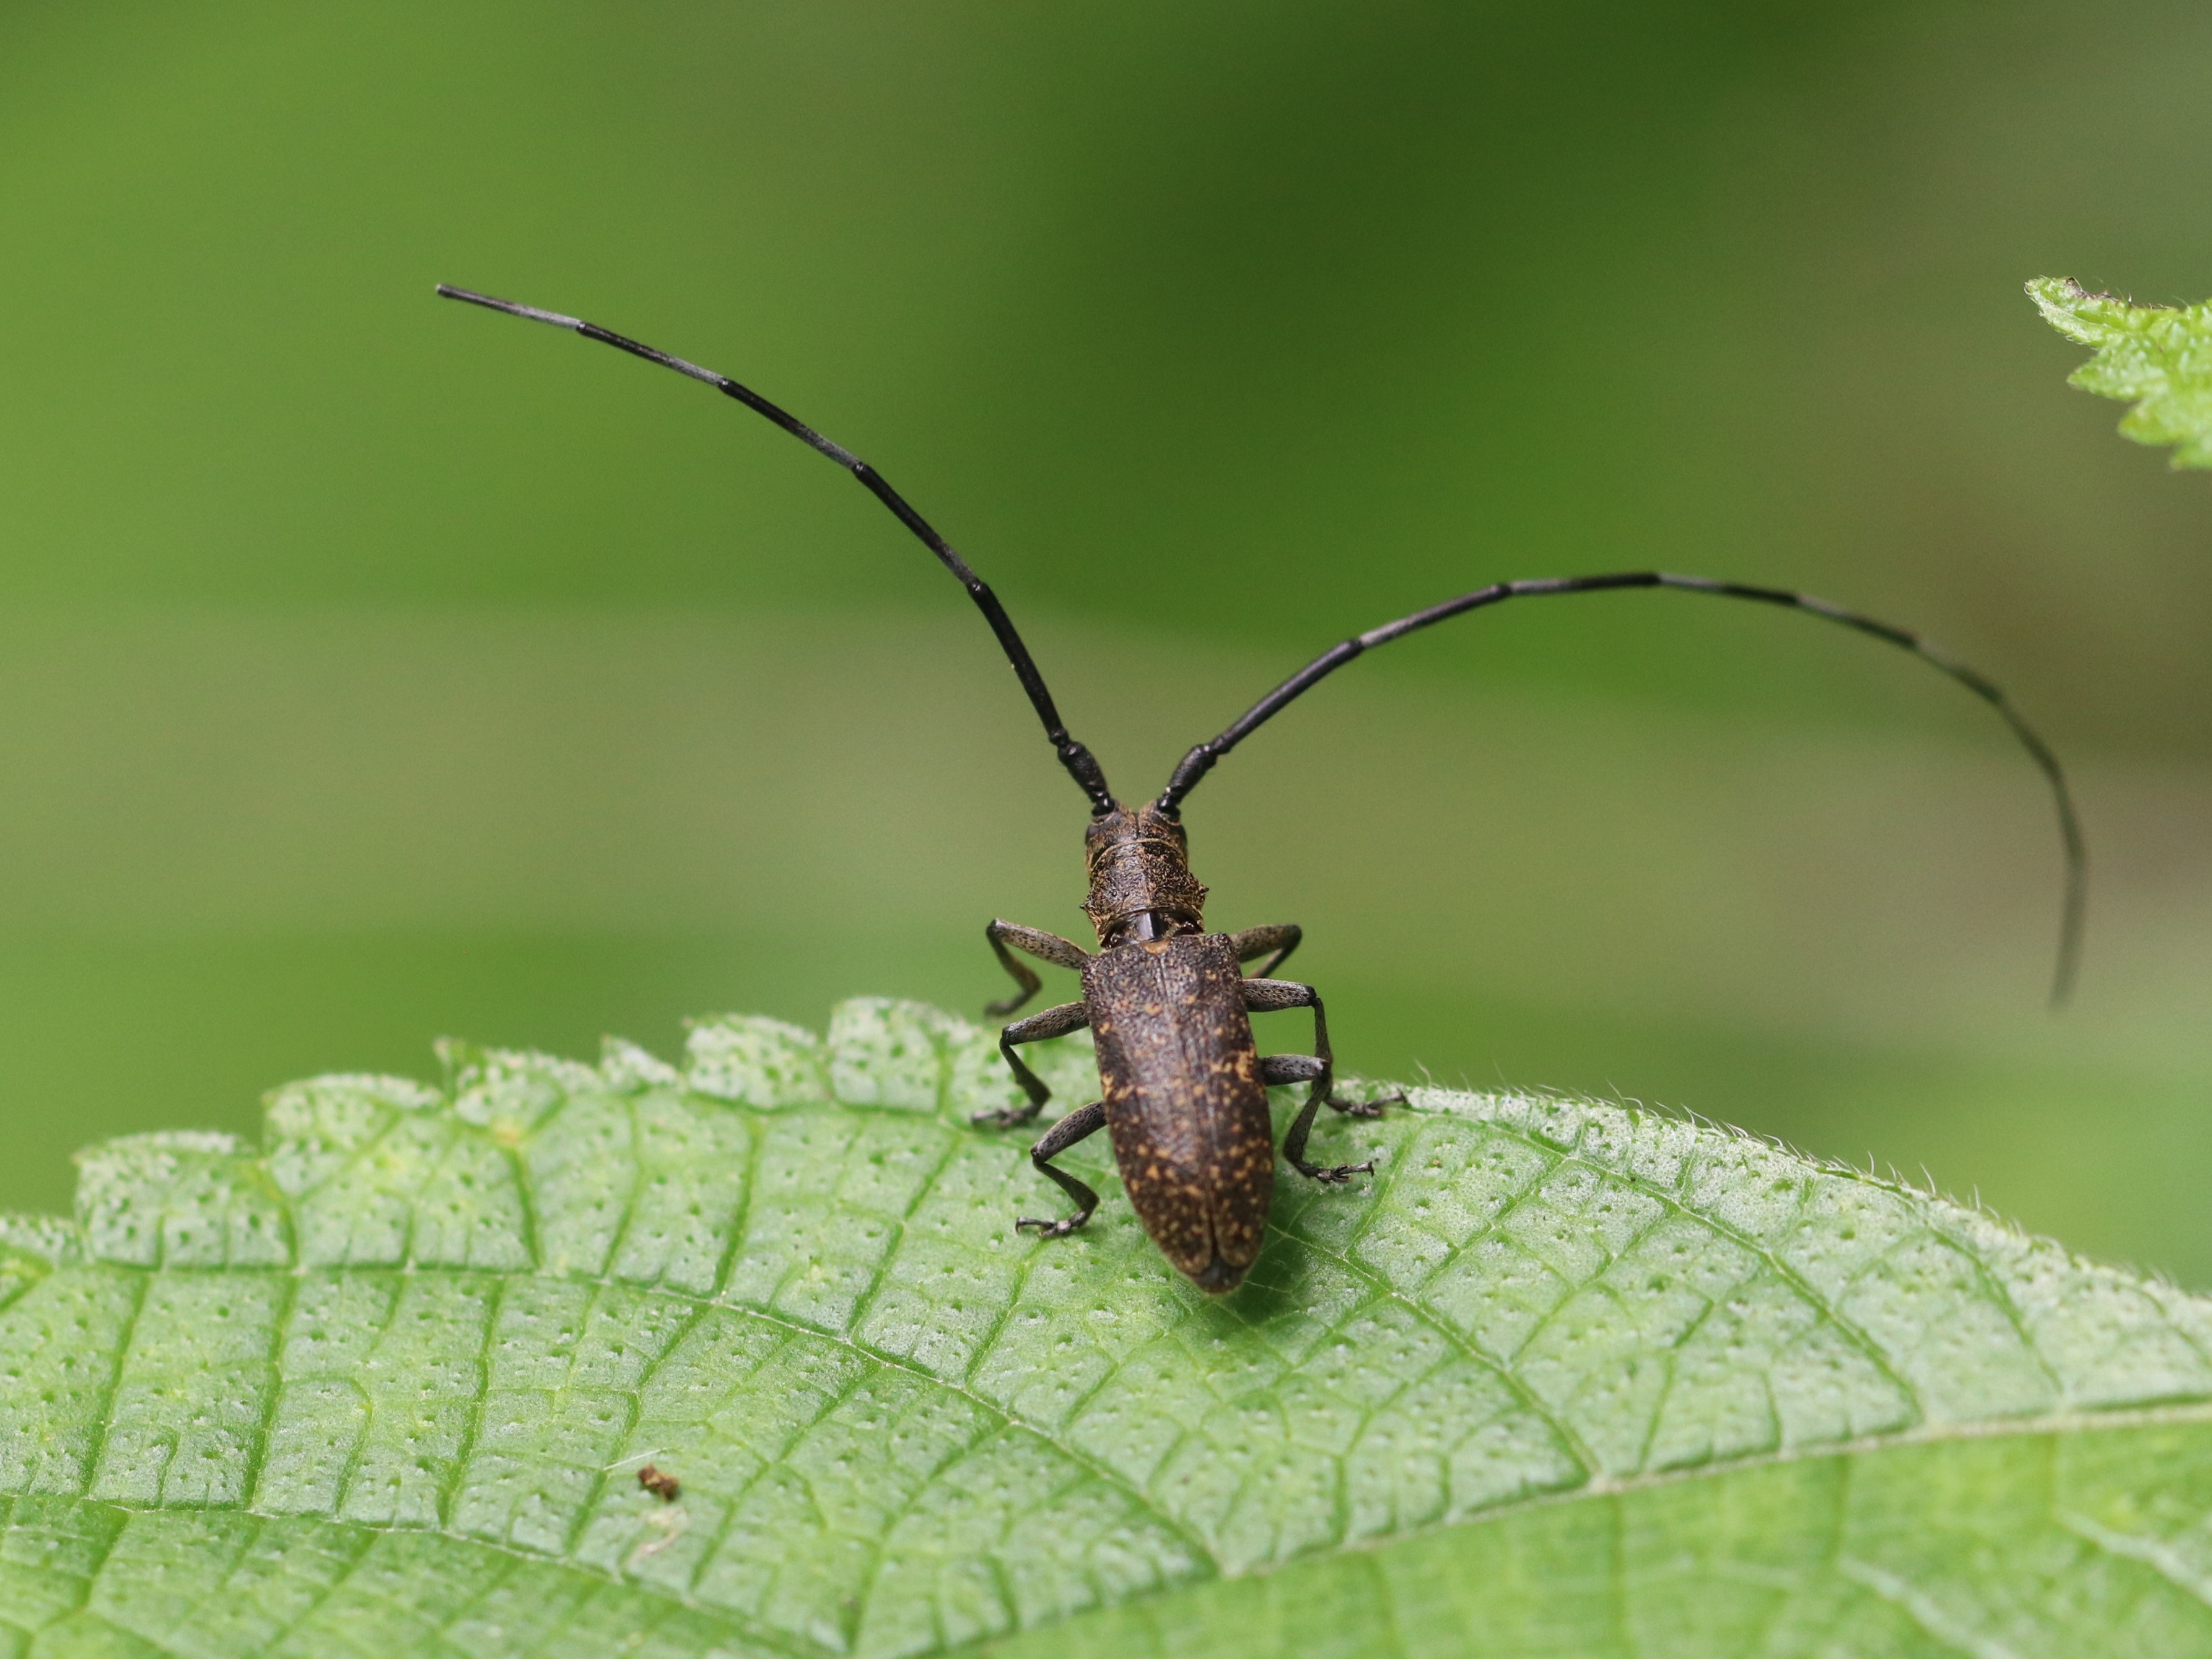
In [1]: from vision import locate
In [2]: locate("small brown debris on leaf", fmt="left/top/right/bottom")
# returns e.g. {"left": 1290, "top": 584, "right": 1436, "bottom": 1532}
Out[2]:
{"left": 637, "top": 1463, "right": 680, "bottom": 1501}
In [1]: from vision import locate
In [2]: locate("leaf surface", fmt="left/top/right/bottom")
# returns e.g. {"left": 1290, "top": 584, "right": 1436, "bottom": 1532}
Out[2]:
{"left": 2029, "top": 274, "right": 2212, "bottom": 466}
{"left": 3, "top": 998, "right": 2211, "bottom": 1656}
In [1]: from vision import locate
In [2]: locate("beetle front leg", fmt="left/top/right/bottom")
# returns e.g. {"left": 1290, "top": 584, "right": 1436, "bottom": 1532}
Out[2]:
{"left": 974, "top": 999, "right": 1091, "bottom": 1128}
{"left": 1226, "top": 922, "right": 1302, "bottom": 980}
{"left": 1015, "top": 1100, "right": 1107, "bottom": 1238}
{"left": 983, "top": 919, "right": 1092, "bottom": 1018}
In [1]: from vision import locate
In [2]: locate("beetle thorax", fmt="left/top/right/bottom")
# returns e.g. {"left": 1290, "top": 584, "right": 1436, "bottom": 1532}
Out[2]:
{"left": 1082, "top": 803, "right": 1208, "bottom": 947}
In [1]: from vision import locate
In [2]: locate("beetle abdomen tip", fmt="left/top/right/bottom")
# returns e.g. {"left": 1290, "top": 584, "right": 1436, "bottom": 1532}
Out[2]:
{"left": 1191, "top": 1256, "right": 1248, "bottom": 1295}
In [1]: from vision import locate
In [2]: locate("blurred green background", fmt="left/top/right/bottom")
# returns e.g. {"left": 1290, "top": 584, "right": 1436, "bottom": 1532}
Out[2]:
{"left": 0, "top": 1, "right": 2205, "bottom": 1277}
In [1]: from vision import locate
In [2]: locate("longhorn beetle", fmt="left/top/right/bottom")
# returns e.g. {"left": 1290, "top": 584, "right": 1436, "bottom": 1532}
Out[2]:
{"left": 436, "top": 284, "right": 2087, "bottom": 1296}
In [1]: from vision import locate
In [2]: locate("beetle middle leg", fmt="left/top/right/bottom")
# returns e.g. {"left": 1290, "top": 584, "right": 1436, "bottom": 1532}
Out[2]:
{"left": 1243, "top": 977, "right": 1405, "bottom": 1182}
{"left": 1015, "top": 1100, "right": 1107, "bottom": 1238}
{"left": 1260, "top": 1055, "right": 1371, "bottom": 1183}
{"left": 983, "top": 919, "right": 1091, "bottom": 1018}
{"left": 974, "top": 998, "right": 1091, "bottom": 1128}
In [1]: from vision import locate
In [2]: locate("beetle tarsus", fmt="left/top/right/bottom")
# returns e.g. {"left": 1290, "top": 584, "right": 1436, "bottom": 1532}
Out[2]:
{"left": 1018, "top": 1100, "right": 1108, "bottom": 1237}
{"left": 1329, "top": 1089, "right": 1404, "bottom": 1120}
{"left": 1015, "top": 1213, "right": 1090, "bottom": 1237}
{"left": 973, "top": 1104, "right": 1043, "bottom": 1130}
{"left": 1294, "top": 1157, "right": 1376, "bottom": 1184}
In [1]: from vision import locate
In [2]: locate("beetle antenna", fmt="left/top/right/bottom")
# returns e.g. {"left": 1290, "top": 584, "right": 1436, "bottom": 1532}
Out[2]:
{"left": 1156, "top": 571, "right": 2086, "bottom": 1007}
{"left": 435, "top": 284, "right": 1116, "bottom": 814}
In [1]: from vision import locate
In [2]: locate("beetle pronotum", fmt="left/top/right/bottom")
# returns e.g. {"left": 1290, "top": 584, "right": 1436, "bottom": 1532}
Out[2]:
{"left": 437, "top": 284, "right": 2085, "bottom": 1295}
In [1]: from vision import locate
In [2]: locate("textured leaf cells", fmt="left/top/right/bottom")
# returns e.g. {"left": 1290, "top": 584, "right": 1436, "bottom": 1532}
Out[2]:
{"left": 2, "top": 998, "right": 2211, "bottom": 1654}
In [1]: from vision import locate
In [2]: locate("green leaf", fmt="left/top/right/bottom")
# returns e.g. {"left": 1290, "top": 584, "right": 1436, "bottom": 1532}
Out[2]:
{"left": 2029, "top": 274, "right": 2212, "bottom": 466}
{"left": 4, "top": 997, "right": 2212, "bottom": 1656}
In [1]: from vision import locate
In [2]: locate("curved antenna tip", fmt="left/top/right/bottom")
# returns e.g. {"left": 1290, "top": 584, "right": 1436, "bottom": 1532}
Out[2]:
{"left": 431, "top": 281, "right": 1111, "bottom": 809}
{"left": 1163, "top": 570, "right": 2089, "bottom": 1010}
{"left": 434, "top": 284, "right": 582, "bottom": 329}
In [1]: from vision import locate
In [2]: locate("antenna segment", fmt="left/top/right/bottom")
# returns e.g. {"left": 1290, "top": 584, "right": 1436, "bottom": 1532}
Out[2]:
{"left": 1156, "top": 570, "right": 2086, "bottom": 1006}
{"left": 435, "top": 284, "right": 1115, "bottom": 814}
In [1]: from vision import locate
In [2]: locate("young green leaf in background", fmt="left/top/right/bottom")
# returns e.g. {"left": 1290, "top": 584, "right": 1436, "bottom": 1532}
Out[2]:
{"left": 2030, "top": 276, "right": 2212, "bottom": 466}
{"left": 4, "top": 999, "right": 2211, "bottom": 1657}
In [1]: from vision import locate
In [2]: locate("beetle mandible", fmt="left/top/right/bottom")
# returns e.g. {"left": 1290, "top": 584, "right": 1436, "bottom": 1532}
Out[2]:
{"left": 435, "top": 284, "right": 2086, "bottom": 1295}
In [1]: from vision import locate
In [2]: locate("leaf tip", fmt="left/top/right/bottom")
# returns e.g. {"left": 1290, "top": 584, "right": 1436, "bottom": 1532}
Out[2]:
{"left": 2026, "top": 275, "right": 2115, "bottom": 344}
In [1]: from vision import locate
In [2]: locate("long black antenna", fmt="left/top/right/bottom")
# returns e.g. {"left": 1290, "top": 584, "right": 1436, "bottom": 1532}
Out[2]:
{"left": 435, "top": 284, "right": 1116, "bottom": 814}
{"left": 1158, "top": 571, "right": 2086, "bottom": 1006}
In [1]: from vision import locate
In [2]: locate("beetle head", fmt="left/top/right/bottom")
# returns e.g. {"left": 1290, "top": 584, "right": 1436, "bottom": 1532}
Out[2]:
{"left": 1082, "top": 802, "right": 1208, "bottom": 947}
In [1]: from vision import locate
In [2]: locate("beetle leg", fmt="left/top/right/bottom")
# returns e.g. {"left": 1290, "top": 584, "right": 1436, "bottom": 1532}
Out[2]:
{"left": 1279, "top": 1086, "right": 1375, "bottom": 1185}
{"left": 975, "top": 999, "right": 1091, "bottom": 1128}
{"left": 1243, "top": 977, "right": 1404, "bottom": 1179}
{"left": 1261, "top": 1052, "right": 1366, "bottom": 1178}
{"left": 1015, "top": 1100, "right": 1107, "bottom": 1238}
{"left": 984, "top": 919, "right": 1093, "bottom": 1017}
{"left": 1257, "top": 1053, "right": 1323, "bottom": 1086}
{"left": 1242, "top": 978, "right": 1404, "bottom": 1118}
{"left": 1226, "top": 922, "right": 1302, "bottom": 980}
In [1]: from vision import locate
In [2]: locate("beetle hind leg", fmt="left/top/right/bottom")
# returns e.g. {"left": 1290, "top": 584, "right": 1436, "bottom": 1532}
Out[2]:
{"left": 1015, "top": 1100, "right": 1107, "bottom": 1238}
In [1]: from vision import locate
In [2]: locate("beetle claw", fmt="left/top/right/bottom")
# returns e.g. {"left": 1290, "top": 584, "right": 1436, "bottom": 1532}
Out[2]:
{"left": 1016, "top": 1214, "right": 1088, "bottom": 1238}
{"left": 972, "top": 1106, "right": 1039, "bottom": 1130}
{"left": 1331, "top": 1092, "right": 1402, "bottom": 1120}
{"left": 1300, "top": 1158, "right": 1376, "bottom": 1184}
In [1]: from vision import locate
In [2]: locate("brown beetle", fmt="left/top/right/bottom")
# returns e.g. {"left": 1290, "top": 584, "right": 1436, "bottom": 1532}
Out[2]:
{"left": 971, "top": 801, "right": 1397, "bottom": 1292}
{"left": 436, "top": 285, "right": 2086, "bottom": 1295}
